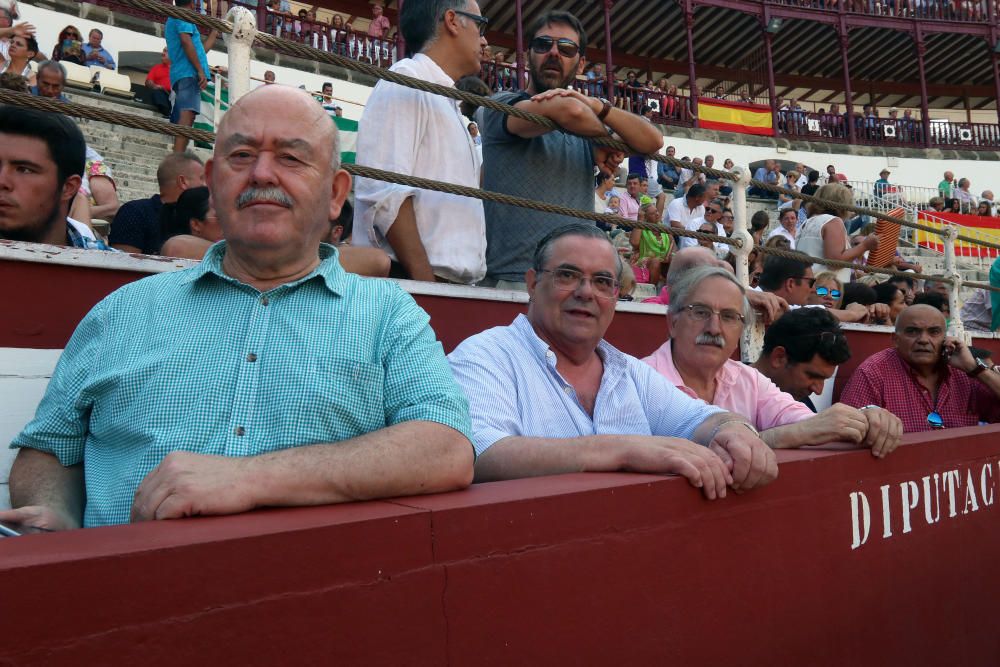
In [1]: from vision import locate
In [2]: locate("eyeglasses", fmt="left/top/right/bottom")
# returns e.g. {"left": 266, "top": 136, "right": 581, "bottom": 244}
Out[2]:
{"left": 927, "top": 411, "right": 944, "bottom": 429}
{"left": 815, "top": 287, "right": 841, "bottom": 298}
{"left": 453, "top": 9, "right": 489, "bottom": 36}
{"left": 795, "top": 277, "right": 817, "bottom": 288}
{"left": 538, "top": 267, "right": 620, "bottom": 299}
{"left": 707, "top": 207, "right": 722, "bottom": 214}
{"left": 681, "top": 303, "right": 745, "bottom": 326}
{"left": 530, "top": 35, "right": 580, "bottom": 58}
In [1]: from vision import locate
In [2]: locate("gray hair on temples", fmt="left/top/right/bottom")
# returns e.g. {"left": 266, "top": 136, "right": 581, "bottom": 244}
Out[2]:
{"left": 533, "top": 222, "right": 623, "bottom": 281}
{"left": 668, "top": 265, "right": 754, "bottom": 329}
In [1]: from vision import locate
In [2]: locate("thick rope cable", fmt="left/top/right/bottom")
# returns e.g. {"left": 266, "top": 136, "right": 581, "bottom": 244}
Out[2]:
{"left": 74, "top": 0, "right": 1000, "bottom": 249}
{"left": 4, "top": 90, "right": 999, "bottom": 293}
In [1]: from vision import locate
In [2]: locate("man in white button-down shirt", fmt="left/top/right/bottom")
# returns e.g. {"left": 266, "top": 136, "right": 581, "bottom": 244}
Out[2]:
{"left": 449, "top": 223, "right": 778, "bottom": 497}
{"left": 353, "top": 1, "right": 488, "bottom": 284}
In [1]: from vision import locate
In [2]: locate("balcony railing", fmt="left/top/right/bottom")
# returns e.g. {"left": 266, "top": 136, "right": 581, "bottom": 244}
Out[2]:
{"left": 79, "top": 0, "right": 1000, "bottom": 152}
{"left": 929, "top": 121, "right": 1000, "bottom": 149}
{"left": 767, "top": 0, "right": 993, "bottom": 22}
{"left": 569, "top": 80, "right": 697, "bottom": 127}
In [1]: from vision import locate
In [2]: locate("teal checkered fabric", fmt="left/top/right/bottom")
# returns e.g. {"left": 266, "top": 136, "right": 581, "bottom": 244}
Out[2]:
{"left": 12, "top": 242, "right": 471, "bottom": 527}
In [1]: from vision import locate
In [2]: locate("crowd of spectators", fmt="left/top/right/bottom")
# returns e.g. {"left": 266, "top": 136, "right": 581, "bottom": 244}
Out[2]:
{"left": 4, "top": 4, "right": 1000, "bottom": 541}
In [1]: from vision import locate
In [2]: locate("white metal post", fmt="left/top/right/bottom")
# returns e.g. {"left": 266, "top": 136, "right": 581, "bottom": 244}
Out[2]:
{"left": 943, "top": 223, "right": 968, "bottom": 342}
{"left": 212, "top": 70, "right": 223, "bottom": 130}
{"left": 731, "top": 167, "right": 763, "bottom": 362}
{"left": 224, "top": 6, "right": 256, "bottom": 104}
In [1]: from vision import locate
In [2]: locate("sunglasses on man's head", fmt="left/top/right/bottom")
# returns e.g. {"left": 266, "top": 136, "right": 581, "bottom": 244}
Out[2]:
{"left": 530, "top": 35, "right": 580, "bottom": 58}
{"left": 815, "top": 286, "right": 841, "bottom": 298}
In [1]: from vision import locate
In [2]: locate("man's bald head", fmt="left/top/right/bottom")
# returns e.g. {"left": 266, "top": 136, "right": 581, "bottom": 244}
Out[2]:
{"left": 216, "top": 85, "right": 340, "bottom": 170}
{"left": 666, "top": 246, "right": 729, "bottom": 287}
{"left": 895, "top": 303, "right": 946, "bottom": 333}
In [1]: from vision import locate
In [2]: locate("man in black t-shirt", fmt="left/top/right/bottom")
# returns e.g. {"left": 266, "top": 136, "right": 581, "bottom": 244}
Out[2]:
{"left": 110, "top": 151, "right": 203, "bottom": 254}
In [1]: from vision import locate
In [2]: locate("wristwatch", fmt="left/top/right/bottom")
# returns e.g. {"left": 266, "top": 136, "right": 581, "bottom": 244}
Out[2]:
{"left": 968, "top": 356, "right": 991, "bottom": 378}
{"left": 596, "top": 98, "right": 612, "bottom": 122}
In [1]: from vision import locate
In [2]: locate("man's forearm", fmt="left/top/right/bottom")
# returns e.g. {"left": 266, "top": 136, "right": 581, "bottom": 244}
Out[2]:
{"left": 384, "top": 197, "right": 435, "bottom": 281}
{"left": 9, "top": 448, "right": 85, "bottom": 527}
{"left": 760, "top": 422, "right": 813, "bottom": 449}
{"left": 250, "top": 421, "right": 473, "bottom": 507}
{"left": 203, "top": 29, "right": 219, "bottom": 52}
{"left": 974, "top": 366, "right": 1000, "bottom": 400}
{"left": 603, "top": 107, "right": 664, "bottom": 155}
{"left": 473, "top": 435, "right": 632, "bottom": 483}
{"left": 689, "top": 411, "right": 753, "bottom": 447}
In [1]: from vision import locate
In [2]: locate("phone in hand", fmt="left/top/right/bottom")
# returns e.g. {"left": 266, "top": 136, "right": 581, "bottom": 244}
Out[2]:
{"left": 0, "top": 520, "right": 51, "bottom": 538}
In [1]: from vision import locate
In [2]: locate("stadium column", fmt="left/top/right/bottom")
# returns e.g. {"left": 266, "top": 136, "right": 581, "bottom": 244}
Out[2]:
{"left": 604, "top": 0, "right": 615, "bottom": 104}
{"left": 994, "top": 54, "right": 1000, "bottom": 128}
{"left": 760, "top": 13, "right": 777, "bottom": 137}
{"left": 991, "top": 26, "right": 1000, "bottom": 127}
{"left": 837, "top": 19, "right": 855, "bottom": 144}
{"left": 914, "top": 26, "right": 931, "bottom": 148}
{"left": 396, "top": 0, "right": 405, "bottom": 60}
{"left": 515, "top": 0, "right": 524, "bottom": 91}
{"left": 684, "top": 0, "right": 697, "bottom": 120}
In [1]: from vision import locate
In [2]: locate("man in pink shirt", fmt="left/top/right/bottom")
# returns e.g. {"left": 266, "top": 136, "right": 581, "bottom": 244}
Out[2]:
{"left": 367, "top": 2, "right": 391, "bottom": 39}
{"left": 618, "top": 173, "right": 641, "bottom": 221}
{"left": 642, "top": 264, "right": 901, "bottom": 455}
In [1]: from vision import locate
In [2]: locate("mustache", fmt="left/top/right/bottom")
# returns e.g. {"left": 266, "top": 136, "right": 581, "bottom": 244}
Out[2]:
{"left": 236, "top": 187, "right": 293, "bottom": 209}
{"left": 695, "top": 333, "right": 726, "bottom": 347}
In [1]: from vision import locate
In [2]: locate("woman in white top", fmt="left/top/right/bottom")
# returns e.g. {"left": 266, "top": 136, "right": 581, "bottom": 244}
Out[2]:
{"left": 765, "top": 208, "right": 798, "bottom": 249}
{"left": 0, "top": 33, "right": 36, "bottom": 86}
{"left": 795, "top": 182, "right": 878, "bottom": 284}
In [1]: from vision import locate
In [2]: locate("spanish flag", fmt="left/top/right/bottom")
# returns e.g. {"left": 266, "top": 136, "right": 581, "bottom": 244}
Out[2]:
{"left": 916, "top": 212, "right": 1000, "bottom": 258}
{"left": 697, "top": 99, "right": 774, "bottom": 136}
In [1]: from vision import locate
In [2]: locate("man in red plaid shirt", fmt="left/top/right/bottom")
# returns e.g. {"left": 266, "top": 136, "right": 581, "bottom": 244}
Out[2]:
{"left": 841, "top": 304, "right": 1000, "bottom": 432}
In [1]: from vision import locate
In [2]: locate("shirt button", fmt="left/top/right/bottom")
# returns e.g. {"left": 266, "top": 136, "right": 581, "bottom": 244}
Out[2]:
{"left": 563, "top": 386, "right": 572, "bottom": 395}
{"left": 246, "top": 352, "right": 258, "bottom": 363}
{"left": 260, "top": 295, "right": 269, "bottom": 306}
{"left": 234, "top": 426, "right": 246, "bottom": 437}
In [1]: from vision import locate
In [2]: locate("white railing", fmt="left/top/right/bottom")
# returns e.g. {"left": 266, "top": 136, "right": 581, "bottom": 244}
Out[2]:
{"left": 845, "top": 179, "right": 940, "bottom": 208}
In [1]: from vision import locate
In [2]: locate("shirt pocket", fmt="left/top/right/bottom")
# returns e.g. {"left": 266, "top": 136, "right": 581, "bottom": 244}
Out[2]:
{"left": 277, "top": 355, "right": 387, "bottom": 443}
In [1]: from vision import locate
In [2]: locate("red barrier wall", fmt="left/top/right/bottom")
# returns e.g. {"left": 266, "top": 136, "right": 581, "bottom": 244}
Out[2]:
{"left": 3, "top": 428, "right": 1000, "bottom": 665}
{"left": 6, "top": 257, "right": 1000, "bottom": 402}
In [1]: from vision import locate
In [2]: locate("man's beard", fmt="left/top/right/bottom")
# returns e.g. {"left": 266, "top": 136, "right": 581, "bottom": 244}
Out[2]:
{"left": 0, "top": 190, "right": 65, "bottom": 243}
{"left": 528, "top": 58, "right": 575, "bottom": 93}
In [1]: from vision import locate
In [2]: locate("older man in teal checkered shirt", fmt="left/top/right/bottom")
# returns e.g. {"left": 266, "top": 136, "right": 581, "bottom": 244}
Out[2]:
{"left": 2, "top": 86, "right": 474, "bottom": 529}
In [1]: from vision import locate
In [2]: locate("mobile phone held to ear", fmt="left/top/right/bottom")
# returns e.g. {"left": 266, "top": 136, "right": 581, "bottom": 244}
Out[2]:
{"left": 0, "top": 520, "right": 52, "bottom": 538}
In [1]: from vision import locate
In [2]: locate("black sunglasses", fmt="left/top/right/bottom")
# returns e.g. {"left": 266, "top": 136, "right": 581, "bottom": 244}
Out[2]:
{"left": 453, "top": 9, "right": 489, "bottom": 36}
{"left": 530, "top": 35, "right": 580, "bottom": 58}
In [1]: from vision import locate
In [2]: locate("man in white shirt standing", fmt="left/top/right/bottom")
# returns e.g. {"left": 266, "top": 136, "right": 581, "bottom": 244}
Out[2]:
{"left": 353, "top": 0, "right": 488, "bottom": 283}
{"left": 667, "top": 183, "right": 707, "bottom": 249}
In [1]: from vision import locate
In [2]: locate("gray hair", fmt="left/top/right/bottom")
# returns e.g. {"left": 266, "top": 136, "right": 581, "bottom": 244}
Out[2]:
{"left": 533, "top": 222, "right": 623, "bottom": 281}
{"left": 668, "top": 265, "right": 754, "bottom": 329}
{"left": 400, "top": 0, "right": 469, "bottom": 53}
{"left": 37, "top": 60, "right": 67, "bottom": 82}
